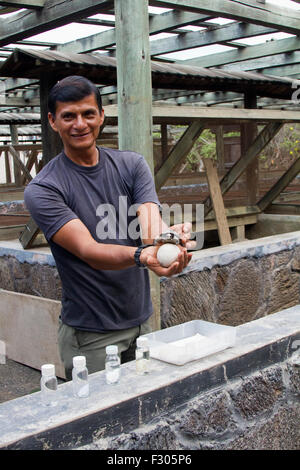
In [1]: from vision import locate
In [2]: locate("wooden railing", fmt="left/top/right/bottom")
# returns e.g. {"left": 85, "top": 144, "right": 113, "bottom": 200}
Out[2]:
{"left": 0, "top": 144, "right": 43, "bottom": 187}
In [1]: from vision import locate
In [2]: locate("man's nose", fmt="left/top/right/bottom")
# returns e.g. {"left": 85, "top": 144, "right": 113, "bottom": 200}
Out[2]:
{"left": 74, "top": 115, "right": 87, "bottom": 128}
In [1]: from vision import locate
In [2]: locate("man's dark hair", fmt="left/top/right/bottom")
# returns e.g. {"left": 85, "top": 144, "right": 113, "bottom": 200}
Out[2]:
{"left": 48, "top": 75, "right": 102, "bottom": 116}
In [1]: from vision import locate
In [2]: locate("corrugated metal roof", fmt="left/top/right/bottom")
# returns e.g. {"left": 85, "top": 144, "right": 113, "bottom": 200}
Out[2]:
{"left": 0, "top": 125, "right": 41, "bottom": 135}
{"left": 0, "top": 48, "right": 298, "bottom": 100}
{"left": 0, "top": 112, "right": 40, "bottom": 124}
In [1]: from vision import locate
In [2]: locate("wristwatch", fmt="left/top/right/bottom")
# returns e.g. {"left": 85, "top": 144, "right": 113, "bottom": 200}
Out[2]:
{"left": 154, "top": 230, "right": 183, "bottom": 246}
{"left": 134, "top": 244, "right": 153, "bottom": 268}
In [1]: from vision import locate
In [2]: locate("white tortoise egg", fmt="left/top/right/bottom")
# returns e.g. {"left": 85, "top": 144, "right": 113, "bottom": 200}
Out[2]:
{"left": 157, "top": 243, "right": 181, "bottom": 267}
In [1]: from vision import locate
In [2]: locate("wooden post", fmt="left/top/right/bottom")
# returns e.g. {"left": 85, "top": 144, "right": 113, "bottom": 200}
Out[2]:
{"left": 20, "top": 75, "right": 63, "bottom": 248}
{"left": 115, "top": 0, "right": 153, "bottom": 167}
{"left": 258, "top": 154, "right": 300, "bottom": 211}
{"left": 161, "top": 124, "right": 169, "bottom": 162}
{"left": 114, "top": 0, "right": 160, "bottom": 331}
{"left": 203, "top": 158, "right": 232, "bottom": 246}
{"left": 241, "top": 93, "right": 258, "bottom": 205}
{"left": 216, "top": 126, "right": 225, "bottom": 174}
{"left": 155, "top": 122, "right": 205, "bottom": 191}
{"left": 203, "top": 122, "right": 283, "bottom": 217}
{"left": 39, "top": 74, "right": 62, "bottom": 165}
{"left": 10, "top": 124, "right": 22, "bottom": 187}
{"left": 4, "top": 150, "right": 11, "bottom": 184}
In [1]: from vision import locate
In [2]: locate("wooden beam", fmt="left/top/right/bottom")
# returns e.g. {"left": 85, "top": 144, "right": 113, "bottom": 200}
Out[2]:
{"left": 203, "top": 121, "right": 284, "bottom": 216}
{"left": 115, "top": 0, "right": 160, "bottom": 332}
{"left": 215, "top": 126, "right": 225, "bottom": 172}
{"left": 264, "top": 203, "right": 300, "bottom": 216}
{"left": 4, "top": 150, "right": 11, "bottom": 183}
{"left": 242, "top": 93, "right": 258, "bottom": 206}
{"left": 10, "top": 124, "right": 21, "bottom": 186}
{"left": 221, "top": 51, "right": 300, "bottom": 72}
{"left": 0, "top": 1, "right": 45, "bottom": 8}
{"left": 101, "top": 105, "right": 300, "bottom": 127}
{"left": 8, "top": 144, "right": 32, "bottom": 183}
{"left": 203, "top": 157, "right": 232, "bottom": 245}
{"left": 0, "top": 0, "right": 113, "bottom": 45}
{"left": 57, "top": 10, "right": 212, "bottom": 54}
{"left": 115, "top": 0, "right": 153, "bottom": 169}
{"left": 179, "top": 36, "right": 300, "bottom": 69}
{"left": 149, "top": 107, "right": 300, "bottom": 125}
{"left": 205, "top": 214, "right": 257, "bottom": 232}
{"left": 21, "top": 149, "right": 38, "bottom": 185}
{"left": 155, "top": 122, "right": 205, "bottom": 190}
{"left": 258, "top": 158, "right": 300, "bottom": 211}
{"left": 150, "top": 22, "right": 276, "bottom": 57}
{"left": 39, "top": 75, "right": 62, "bottom": 165}
{"left": 259, "top": 64, "right": 300, "bottom": 78}
{"left": 149, "top": 0, "right": 300, "bottom": 35}
{"left": 19, "top": 216, "right": 40, "bottom": 249}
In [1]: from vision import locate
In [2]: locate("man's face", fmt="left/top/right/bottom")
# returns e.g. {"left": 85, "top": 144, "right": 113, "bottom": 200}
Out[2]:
{"left": 48, "top": 93, "right": 104, "bottom": 154}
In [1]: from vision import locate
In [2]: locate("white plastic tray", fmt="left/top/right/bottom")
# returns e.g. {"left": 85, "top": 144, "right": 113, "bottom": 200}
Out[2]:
{"left": 141, "top": 320, "right": 236, "bottom": 365}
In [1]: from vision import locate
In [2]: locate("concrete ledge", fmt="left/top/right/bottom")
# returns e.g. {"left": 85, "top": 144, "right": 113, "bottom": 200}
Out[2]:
{"left": 0, "top": 240, "right": 54, "bottom": 266}
{"left": 0, "top": 307, "right": 299, "bottom": 450}
{"left": 183, "top": 231, "right": 300, "bottom": 276}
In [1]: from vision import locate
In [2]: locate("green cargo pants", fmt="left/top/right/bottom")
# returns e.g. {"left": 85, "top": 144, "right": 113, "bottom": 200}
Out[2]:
{"left": 58, "top": 317, "right": 152, "bottom": 380}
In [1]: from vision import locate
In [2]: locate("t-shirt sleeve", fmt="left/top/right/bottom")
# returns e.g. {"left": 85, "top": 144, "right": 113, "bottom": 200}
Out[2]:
{"left": 131, "top": 155, "right": 161, "bottom": 207}
{"left": 24, "top": 182, "right": 79, "bottom": 242}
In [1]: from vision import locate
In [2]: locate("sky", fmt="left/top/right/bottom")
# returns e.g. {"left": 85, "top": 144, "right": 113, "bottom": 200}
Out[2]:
{"left": 0, "top": 0, "right": 299, "bottom": 61}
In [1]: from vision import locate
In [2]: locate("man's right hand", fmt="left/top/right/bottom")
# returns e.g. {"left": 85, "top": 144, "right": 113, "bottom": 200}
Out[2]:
{"left": 140, "top": 245, "right": 192, "bottom": 277}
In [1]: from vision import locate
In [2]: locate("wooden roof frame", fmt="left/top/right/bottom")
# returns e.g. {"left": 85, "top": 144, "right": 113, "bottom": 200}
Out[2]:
{"left": 0, "top": 0, "right": 299, "bottom": 258}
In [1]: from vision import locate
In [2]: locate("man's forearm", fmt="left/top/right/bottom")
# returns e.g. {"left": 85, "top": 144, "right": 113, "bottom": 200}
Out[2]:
{"left": 81, "top": 240, "right": 137, "bottom": 270}
{"left": 137, "top": 202, "right": 167, "bottom": 244}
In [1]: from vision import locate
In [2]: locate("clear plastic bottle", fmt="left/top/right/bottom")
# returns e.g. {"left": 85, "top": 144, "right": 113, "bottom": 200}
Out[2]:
{"left": 105, "top": 345, "right": 120, "bottom": 385}
{"left": 72, "top": 356, "right": 89, "bottom": 398}
{"left": 135, "top": 337, "right": 150, "bottom": 375}
{"left": 40, "top": 363, "right": 58, "bottom": 406}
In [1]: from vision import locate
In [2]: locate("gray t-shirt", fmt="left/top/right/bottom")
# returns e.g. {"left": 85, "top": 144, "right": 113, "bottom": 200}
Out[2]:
{"left": 24, "top": 147, "right": 160, "bottom": 332}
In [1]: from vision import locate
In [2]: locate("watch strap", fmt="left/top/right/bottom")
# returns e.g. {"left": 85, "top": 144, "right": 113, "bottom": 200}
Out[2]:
{"left": 134, "top": 244, "right": 153, "bottom": 268}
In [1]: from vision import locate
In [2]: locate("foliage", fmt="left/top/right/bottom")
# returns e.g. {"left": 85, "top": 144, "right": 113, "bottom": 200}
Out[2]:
{"left": 169, "top": 126, "right": 217, "bottom": 172}
{"left": 258, "top": 123, "right": 300, "bottom": 170}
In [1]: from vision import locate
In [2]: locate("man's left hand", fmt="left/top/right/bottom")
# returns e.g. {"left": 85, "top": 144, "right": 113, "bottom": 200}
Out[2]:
{"left": 170, "top": 222, "right": 197, "bottom": 250}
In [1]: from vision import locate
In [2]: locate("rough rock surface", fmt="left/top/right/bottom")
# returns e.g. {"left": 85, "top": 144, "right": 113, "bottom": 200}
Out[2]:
{"left": 79, "top": 359, "right": 300, "bottom": 450}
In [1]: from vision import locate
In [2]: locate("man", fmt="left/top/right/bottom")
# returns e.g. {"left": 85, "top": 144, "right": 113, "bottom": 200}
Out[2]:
{"left": 24, "top": 75, "right": 193, "bottom": 380}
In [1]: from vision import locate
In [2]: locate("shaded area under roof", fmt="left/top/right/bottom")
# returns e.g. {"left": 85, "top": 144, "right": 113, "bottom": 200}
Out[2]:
{"left": 0, "top": 48, "right": 299, "bottom": 101}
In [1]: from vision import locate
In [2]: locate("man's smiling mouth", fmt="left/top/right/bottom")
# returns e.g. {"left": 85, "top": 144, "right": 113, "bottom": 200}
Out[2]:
{"left": 71, "top": 132, "right": 91, "bottom": 138}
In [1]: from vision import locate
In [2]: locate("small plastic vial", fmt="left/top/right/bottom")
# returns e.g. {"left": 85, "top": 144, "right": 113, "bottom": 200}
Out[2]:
{"left": 135, "top": 337, "right": 150, "bottom": 375}
{"left": 72, "top": 356, "right": 89, "bottom": 398}
{"left": 40, "top": 364, "right": 58, "bottom": 406}
{"left": 105, "top": 345, "right": 120, "bottom": 385}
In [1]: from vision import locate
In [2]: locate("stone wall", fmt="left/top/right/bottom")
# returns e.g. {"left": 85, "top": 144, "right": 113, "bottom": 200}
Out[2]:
{"left": 0, "top": 307, "right": 299, "bottom": 450}
{"left": 84, "top": 358, "right": 300, "bottom": 450}
{"left": 1, "top": 232, "right": 300, "bottom": 328}
{"left": 161, "top": 246, "right": 300, "bottom": 328}
{"left": 0, "top": 255, "right": 61, "bottom": 300}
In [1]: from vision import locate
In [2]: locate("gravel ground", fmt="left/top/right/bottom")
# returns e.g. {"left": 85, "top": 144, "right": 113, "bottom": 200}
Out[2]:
{"left": 0, "top": 358, "right": 64, "bottom": 404}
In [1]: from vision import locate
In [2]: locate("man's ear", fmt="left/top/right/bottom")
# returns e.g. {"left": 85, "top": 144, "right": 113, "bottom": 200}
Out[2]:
{"left": 48, "top": 112, "right": 57, "bottom": 132}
